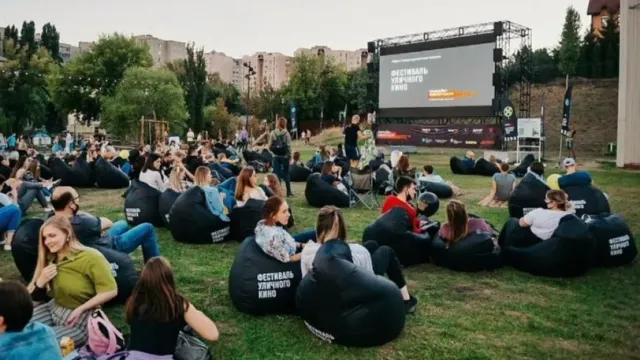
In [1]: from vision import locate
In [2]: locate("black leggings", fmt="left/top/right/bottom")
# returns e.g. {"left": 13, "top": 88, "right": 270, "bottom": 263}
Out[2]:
{"left": 362, "top": 241, "right": 407, "bottom": 289}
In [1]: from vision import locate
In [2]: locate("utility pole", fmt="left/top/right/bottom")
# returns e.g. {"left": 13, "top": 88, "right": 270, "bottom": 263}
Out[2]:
{"left": 243, "top": 62, "right": 256, "bottom": 140}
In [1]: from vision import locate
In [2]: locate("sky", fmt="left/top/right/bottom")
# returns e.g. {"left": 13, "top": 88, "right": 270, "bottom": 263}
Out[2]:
{"left": 2, "top": 0, "right": 591, "bottom": 58}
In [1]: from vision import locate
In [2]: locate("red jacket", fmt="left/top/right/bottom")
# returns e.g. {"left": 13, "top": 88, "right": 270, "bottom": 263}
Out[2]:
{"left": 381, "top": 195, "right": 421, "bottom": 233}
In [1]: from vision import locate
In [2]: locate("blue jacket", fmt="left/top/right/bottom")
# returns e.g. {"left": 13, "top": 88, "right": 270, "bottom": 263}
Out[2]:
{"left": 0, "top": 322, "right": 63, "bottom": 360}
{"left": 201, "top": 185, "right": 230, "bottom": 222}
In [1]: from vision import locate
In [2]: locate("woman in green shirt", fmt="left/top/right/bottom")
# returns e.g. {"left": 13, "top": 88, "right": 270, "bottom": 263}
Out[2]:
{"left": 27, "top": 215, "right": 118, "bottom": 347}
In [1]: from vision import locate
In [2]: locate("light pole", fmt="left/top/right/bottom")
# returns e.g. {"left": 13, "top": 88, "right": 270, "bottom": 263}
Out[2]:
{"left": 243, "top": 62, "right": 256, "bottom": 139}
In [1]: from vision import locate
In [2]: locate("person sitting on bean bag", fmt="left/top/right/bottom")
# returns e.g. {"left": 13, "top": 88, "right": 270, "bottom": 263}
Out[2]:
{"left": 559, "top": 158, "right": 593, "bottom": 187}
{"left": 381, "top": 176, "right": 423, "bottom": 234}
{"left": 234, "top": 167, "right": 268, "bottom": 208}
{"left": 27, "top": 215, "right": 118, "bottom": 347}
{"left": 138, "top": 153, "right": 168, "bottom": 192}
{"left": 418, "top": 165, "right": 463, "bottom": 196}
{"left": 310, "top": 145, "right": 330, "bottom": 169}
{"left": 193, "top": 166, "right": 230, "bottom": 219}
{"left": 438, "top": 200, "right": 493, "bottom": 243}
{"left": 301, "top": 206, "right": 418, "bottom": 313}
{"left": 51, "top": 187, "right": 161, "bottom": 263}
{"left": 0, "top": 280, "right": 63, "bottom": 359}
{"left": 168, "top": 164, "right": 192, "bottom": 194}
{"left": 478, "top": 163, "right": 516, "bottom": 207}
{"left": 290, "top": 152, "right": 307, "bottom": 168}
{"left": 254, "top": 196, "right": 316, "bottom": 263}
{"left": 518, "top": 189, "right": 575, "bottom": 241}
{"left": 527, "top": 161, "right": 547, "bottom": 185}
{"left": 320, "top": 161, "right": 349, "bottom": 196}
{"left": 392, "top": 155, "right": 416, "bottom": 180}
{"left": 264, "top": 173, "right": 284, "bottom": 197}
{"left": 217, "top": 152, "right": 240, "bottom": 171}
{"left": 125, "top": 257, "right": 219, "bottom": 356}
{"left": 462, "top": 150, "right": 476, "bottom": 169}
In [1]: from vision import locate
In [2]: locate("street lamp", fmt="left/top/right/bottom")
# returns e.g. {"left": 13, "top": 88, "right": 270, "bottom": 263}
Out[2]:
{"left": 243, "top": 62, "right": 256, "bottom": 138}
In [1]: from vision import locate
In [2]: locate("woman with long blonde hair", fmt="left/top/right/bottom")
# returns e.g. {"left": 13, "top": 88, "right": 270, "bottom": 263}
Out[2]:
{"left": 27, "top": 215, "right": 117, "bottom": 347}
{"left": 168, "top": 165, "right": 190, "bottom": 193}
{"left": 264, "top": 173, "right": 284, "bottom": 197}
{"left": 193, "top": 166, "right": 229, "bottom": 220}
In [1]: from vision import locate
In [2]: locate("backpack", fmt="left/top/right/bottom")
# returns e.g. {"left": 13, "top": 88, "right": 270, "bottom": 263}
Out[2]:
{"left": 269, "top": 132, "right": 289, "bottom": 156}
{"left": 84, "top": 309, "right": 125, "bottom": 356}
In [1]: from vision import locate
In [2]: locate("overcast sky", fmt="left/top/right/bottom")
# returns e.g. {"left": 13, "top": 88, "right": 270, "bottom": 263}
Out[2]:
{"left": 2, "top": 0, "right": 591, "bottom": 58}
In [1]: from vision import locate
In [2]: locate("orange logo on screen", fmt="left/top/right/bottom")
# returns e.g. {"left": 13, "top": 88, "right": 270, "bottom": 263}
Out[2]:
{"left": 428, "top": 89, "right": 478, "bottom": 99}
{"left": 377, "top": 131, "right": 409, "bottom": 140}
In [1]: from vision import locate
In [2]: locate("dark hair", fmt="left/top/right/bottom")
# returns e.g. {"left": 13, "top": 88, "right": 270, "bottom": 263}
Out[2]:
{"left": 292, "top": 152, "right": 301, "bottom": 162}
{"left": 315, "top": 206, "right": 347, "bottom": 243}
{"left": 67, "top": 154, "right": 77, "bottom": 163}
{"left": 319, "top": 145, "right": 328, "bottom": 160}
{"left": 235, "top": 167, "right": 256, "bottom": 201}
{"left": 0, "top": 174, "right": 6, "bottom": 184}
{"left": 142, "top": 153, "right": 161, "bottom": 173}
{"left": 397, "top": 155, "right": 410, "bottom": 172}
{"left": 423, "top": 165, "right": 434, "bottom": 174}
{"left": 262, "top": 196, "right": 285, "bottom": 226}
{"left": 500, "top": 163, "right": 510, "bottom": 172}
{"left": 276, "top": 117, "right": 287, "bottom": 130}
{"left": 51, "top": 190, "right": 75, "bottom": 210}
{"left": 530, "top": 161, "right": 544, "bottom": 176}
{"left": 445, "top": 200, "right": 469, "bottom": 245}
{"left": 321, "top": 161, "right": 334, "bottom": 175}
{"left": 395, "top": 176, "right": 415, "bottom": 193}
{"left": 9, "top": 156, "right": 27, "bottom": 178}
{"left": 126, "top": 257, "right": 188, "bottom": 323}
{"left": 0, "top": 281, "right": 34, "bottom": 332}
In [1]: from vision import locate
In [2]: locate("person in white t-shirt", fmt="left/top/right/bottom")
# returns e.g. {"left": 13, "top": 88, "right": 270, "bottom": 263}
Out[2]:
{"left": 518, "top": 189, "right": 575, "bottom": 240}
{"left": 186, "top": 128, "right": 195, "bottom": 143}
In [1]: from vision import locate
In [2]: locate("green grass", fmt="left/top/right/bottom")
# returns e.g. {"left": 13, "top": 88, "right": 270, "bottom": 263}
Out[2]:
{"left": 1, "top": 147, "right": 639, "bottom": 359}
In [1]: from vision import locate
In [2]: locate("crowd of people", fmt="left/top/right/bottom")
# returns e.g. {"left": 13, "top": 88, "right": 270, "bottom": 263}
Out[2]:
{"left": 0, "top": 114, "right": 596, "bottom": 359}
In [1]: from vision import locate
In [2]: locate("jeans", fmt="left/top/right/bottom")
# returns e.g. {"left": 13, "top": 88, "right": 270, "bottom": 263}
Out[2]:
{"left": 363, "top": 241, "right": 407, "bottom": 289}
{"left": 0, "top": 204, "right": 22, "bottom": 232}
{"left": 272, "top": 155, "right": 292, "bottom": 196}
{"left": 18, "top": 181, "right": 48, "bottom": 213}
{"left": 107, "top": 220, "right": 160, "bottom": 262}
{"left": 292, "top": 229, "right": 316, "bottom": 243}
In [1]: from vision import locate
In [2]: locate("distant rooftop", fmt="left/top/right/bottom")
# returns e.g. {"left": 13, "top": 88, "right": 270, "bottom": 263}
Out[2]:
{"left": 587, "top": 0, "right": 620, "bottom": 15}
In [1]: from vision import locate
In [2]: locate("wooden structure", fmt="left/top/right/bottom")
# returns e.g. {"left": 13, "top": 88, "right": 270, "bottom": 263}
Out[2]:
{"left": 140, "top": 117, "right": 169, "bottom": 146}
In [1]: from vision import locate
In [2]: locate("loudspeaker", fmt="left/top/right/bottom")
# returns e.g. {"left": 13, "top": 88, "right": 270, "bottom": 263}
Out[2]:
{"left": 492, "top": 98, "right": 500, "bottom": 113}
{"left": 367, "top": 41, "right": 375, "bottom": 53}
{"left": 493, "top": 48, "right": 503, "bottom": 62}
{"left": 492, "top": 73, "right": 502, "bottom": 88}
{"left": 494, "top": 22, "right": 504, "bottom": 36}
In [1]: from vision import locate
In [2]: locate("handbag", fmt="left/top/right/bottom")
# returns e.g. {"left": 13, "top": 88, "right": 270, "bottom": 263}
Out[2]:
{"left": 174, "top": 330, "right": 212, "bottom": 360}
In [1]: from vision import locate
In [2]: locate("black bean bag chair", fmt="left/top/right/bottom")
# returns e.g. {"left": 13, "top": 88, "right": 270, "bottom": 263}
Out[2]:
{"left": 474, "top": 158, "right": 500, "bottom": 177}
{"left": 420, "top": 181, "right": 453, "bottom": 199}
{"left": 502, "top": 215, "right": 596, "bottom": 277}
{"left": 35, "top": 154, "right": 53, "bottom": 180}
{"left": 49, "top": 157, "right": 94, "bottom": 187}
{"left": 374, "top": 166, "right": 391, "bottom": 195}
{"left": 508, "top": 173, "right": 550, "bottom": 218}
{"left": 430, "top": 230, "right": 502, "bottom": 272}
{"left": 228, "top": 236, "right": 302, "bottom": 315}
{"left": 305, "top": 173, "right": 350, "bottom": 208}
{"left": 230, "top": 199, "right": 264, "bottom": 241}
{"left": 209, "top": 163, "right": 234, "bottom": 181}
{"left": 512, "top": 154, "right": 535, "bottom": 177}
{"left": 94, "top": 156, "right": 129, "bottom": 189}
{"left": 260, "top": 149, "right": 273, "bottom": 165}
{"left": 93, "top": 246, "right": 138, "bottom": 306}
{"left": 562, "top": 185, "right": 610, "bottom": 218}
{"left": 296, "top": 241, "right": 406, "bottom": 347}
{"left": 362, "top": 207, "right": 431, "bottom": 267}
{"left": 123, "top": 180, "right": 164, "bottom": 227}
{"left": 449, "top": 156, "right": 474, "bottom": 175}
{"left": 168, "top": 187, "right": 230, "bottom": 244}
{"left": 11, "top": 219, "right": 44, "bottom": 282}
{"left": 583, "top": 213, "right": 637, "bottom": 267}
{"left": 290, "top": 164, "right": 311, "bottom": 182}
{"left": 158, "top": 189, "right": 181, "bottom": 225}
{"left": 243, "top": 150, "right": 265, "bottom": 163}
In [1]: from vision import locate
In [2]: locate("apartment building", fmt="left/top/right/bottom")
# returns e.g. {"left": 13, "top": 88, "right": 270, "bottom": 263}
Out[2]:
{"left": 0, "top": 27, "right": 5, "bottom": 56}
{"left": 134, "top": 34, "right": 187, "bottom": 67}
{"left": 588, "top": 0, "right": 620, "bottom": 34}
{"left": 241, "top": 52, "right": 291, "bottom": 93}
{"left": 294, "top": 46, "right": 368, "bottom": 70}
{"left": 59, "top": 43, "right": 79, "bottom": 63}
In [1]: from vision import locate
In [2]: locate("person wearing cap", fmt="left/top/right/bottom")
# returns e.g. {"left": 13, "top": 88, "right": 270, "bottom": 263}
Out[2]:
{"left": 558, "top": 157, "right": 593, "bottom": 189}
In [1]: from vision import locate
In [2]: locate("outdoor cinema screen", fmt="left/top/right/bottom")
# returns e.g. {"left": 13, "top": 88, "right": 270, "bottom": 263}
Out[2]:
{"left": 378, "top": 42, "right": 495, "bottom": 110}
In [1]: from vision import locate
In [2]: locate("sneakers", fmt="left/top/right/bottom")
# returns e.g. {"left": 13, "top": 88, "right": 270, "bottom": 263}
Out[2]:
{"left": 44, "top": 206, "right": 54, "bottom": 213}
{"left": 3, "top": 244, "right": 11, "bottom": 251}
{"left": 404, "top": 295, "right": 418, "bottom": 314}
{"left": 46, "top": 179, "right": 62, "bottom": 191}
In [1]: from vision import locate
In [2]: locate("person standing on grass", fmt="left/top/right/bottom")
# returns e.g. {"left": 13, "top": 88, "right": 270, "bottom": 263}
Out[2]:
{"left": 268, "top": 117, "right": 293, "bottom": 197}
{"left": 565, "top": 129, "right": 577, "bottom": 161}
{"left": 343, "top": 115, "right": 368, "bottom": 168}
{"left": 125, "top": 257, "right": 218, "bottom": 358}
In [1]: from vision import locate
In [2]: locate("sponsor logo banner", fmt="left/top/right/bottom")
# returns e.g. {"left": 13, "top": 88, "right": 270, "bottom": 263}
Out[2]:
{"left": 376, "top": 123, "right": 501, "bottom": 148}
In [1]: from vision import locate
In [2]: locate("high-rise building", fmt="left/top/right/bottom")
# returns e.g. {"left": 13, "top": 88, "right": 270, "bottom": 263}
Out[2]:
{"left": 231, "top": 58, "right": 243, "bottom": 90}
{"left": 241, "top": 52, "right": 291, "bottom": 93}
{"left": 203, "top": 51, "right": 235, "bottom": 82}
{"left": 0, "top": 27, "right": 5, "bottom": 56}
{"left": 134, "top": 34, "right": 187, "bottom": 67}
{"left": 59, "top": 43, "right": 79, "bottom": 63}
{"left": 294, "top": 46, "right": 368, "bottom": 70}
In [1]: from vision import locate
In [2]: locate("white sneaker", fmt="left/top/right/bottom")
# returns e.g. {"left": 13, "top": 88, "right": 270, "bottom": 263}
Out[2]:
{"left": 3, "top": 244, "right": 11, "bottom": 251}
{"left": 44, "top": 206, "right": 54, "bottom": 213}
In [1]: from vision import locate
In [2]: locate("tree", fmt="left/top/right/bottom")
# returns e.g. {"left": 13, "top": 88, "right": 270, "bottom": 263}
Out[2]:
{"left": 531, "top": 48, "right": 559, "bottom": 83}
{"left": 3, "top": 26, "right": 19, "bottom": 49}
{"left": 48, "top": 33, "right": 153, "bottom": 123}
{"left": 204, "top": 97, "right": 234, "bottom": 139}
{"left": 205, "top": 72, "right": 244, "bottom": 114}
{"left": 558, "top": 6, "right": 582, "bottom": 76}
{"left": 0, "top": 39, "right": 56, "bottom": 132}
{"left": 19, "top": 21, "right": 37, "bottom": 55}
{"left": 599, "top": 18, "right": 620, "bottom": 78}
{"left": 254, "top": 83, "right": 283, "bottom": 121}
{"left": 344, "top": 67, "right": 368, "bottom": 116}
{"left": 40, "top": 23, "right": 61, "bottom": 63}
{"left": 179, "top": 44, "right": 207, "bottom": 133}
{"left": 101, "top": 67, "right": 187, "bottom": 140}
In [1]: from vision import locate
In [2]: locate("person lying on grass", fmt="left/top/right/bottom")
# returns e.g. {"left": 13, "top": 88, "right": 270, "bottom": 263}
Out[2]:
{"left": 51, "top": 186, "right": 161, "bottom": 264}
{"left": 125, "top": 256, "right": 218, "bottom": 357}
{"left": 417, "top": 165, "right": 463, "bottom": 196}
{"left": 254, "top": 196, "right": 316, "bottom": 263}
{"left": 301, "top": 206, "right": 418, "bottom": 314}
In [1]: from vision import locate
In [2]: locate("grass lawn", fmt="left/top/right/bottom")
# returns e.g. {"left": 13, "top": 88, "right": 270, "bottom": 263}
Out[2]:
{"left": 1, "top": 146, "right": 639, "bottom": 359}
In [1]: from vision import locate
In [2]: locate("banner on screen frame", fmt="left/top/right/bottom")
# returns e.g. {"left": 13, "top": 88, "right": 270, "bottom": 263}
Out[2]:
{"left": 375, "top": 123, "right": 501, "bottom": 148}
{"left": 560, "top": 85, "right": 573, "bottom": 135}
